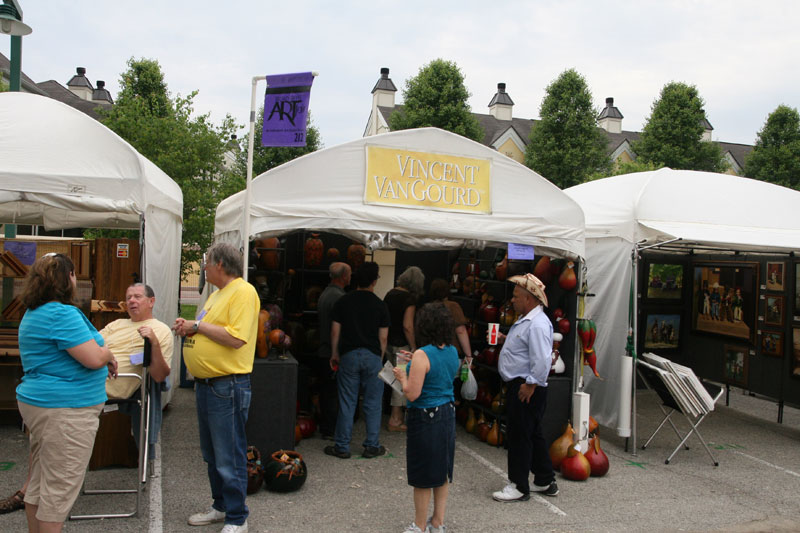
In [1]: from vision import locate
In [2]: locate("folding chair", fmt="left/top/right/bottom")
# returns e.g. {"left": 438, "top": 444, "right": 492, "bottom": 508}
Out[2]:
{"left": 70, "top": 339, "right": 153, "bottom": 520}
{"left": 637, "top": 360, "right": 724, "bottom": 466}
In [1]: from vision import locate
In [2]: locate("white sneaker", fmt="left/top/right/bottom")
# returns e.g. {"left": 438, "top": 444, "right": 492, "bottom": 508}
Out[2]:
{"left": 426, "top": 522, "right": 447, "bottom": 533}
{"left": 403, "top": 522, "right": 424, "bottom": 533}
{"left": 187, "top": 507, "right": 225, "bottom": 526}
{"left": 492, "top": 483, "right": 530, "bottom": 502}
{"left": 220, "top": 522, "right": 248, "bottom": 533}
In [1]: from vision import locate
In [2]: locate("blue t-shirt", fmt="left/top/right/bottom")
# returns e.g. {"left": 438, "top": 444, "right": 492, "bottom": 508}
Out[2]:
{"left": 17, "top": 302, "right": 108, "bottom": 408}
{"left": 407, "top": 344, "right": 460, "bottom": 409}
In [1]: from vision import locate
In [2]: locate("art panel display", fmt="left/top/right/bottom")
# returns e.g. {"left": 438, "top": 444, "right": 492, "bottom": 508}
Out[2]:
{"left": 646, "top": 263, "right": 684, "bottom": 300}
{"left": 760, "top": 331, "right": 783, "bottom": 357}
{"left": 765, "top": 295, "right": 784, "bottom": 327}
{"left": 692, "top": 263, "right": 758, "bottom": 343}
{"left": 723, "top": 344, "right": 749, "bottom": 387}
{"left": 644, "top": 313, "right": 681, "bottom": 351}
{"left": 793, "top": 328, "right": 800, "bottom": 378}
{"left": 766, "top": 262, "right": 785, "bottom": 291}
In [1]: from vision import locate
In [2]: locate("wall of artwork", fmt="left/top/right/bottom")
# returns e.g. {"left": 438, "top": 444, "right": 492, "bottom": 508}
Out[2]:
{"left": 638, "top": 253, "right": 800, "bottom": 408}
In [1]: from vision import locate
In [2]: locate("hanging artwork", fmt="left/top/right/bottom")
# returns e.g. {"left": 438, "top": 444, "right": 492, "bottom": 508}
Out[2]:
{"left": 765, "top": 295, "right": 784, "bottom": 327}
{"left": 643, "top": 313, "right": 681, "bottom": 351}
{"left": 723, "top": 344, "right": 749, "bottom": 387}
{"left": 646, "top": 263, "right": 684, "bottom": 301}
{"left": 766, "top": 262, "right": 785, "bottom": 291}
{"left": 792, "top": 328, "right": 800, "bottom": 378}
{"left": 760, "top": 331, "right": 783, "bottom": 358}
{"left": 794, "top": 263, "right": 800, "bottom": 322}
{"left": 692, "top": 263, "right": 758, "bottom": 343}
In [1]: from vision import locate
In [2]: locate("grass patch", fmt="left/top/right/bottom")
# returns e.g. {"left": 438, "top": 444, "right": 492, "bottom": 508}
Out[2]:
{"left": 180, "top": 304, "right": 197, "bottom": 320}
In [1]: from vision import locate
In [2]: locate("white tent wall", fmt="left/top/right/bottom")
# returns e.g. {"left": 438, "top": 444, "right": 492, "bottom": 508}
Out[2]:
{"left": 0, "top": 92, "right": 184, "bottom": 402}
{"left": 215, "top": 128, "right": 585, "bottom": 260}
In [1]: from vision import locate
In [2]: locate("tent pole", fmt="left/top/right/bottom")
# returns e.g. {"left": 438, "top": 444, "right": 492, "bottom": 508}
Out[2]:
{"left": 630, "top": 244, "right": 640, "bottom": 456}
{"left": 139, "top": 215, "right": 145, "bottom": 285}
{"left": 243, "top": 75, "right": 267, "bottom": 276}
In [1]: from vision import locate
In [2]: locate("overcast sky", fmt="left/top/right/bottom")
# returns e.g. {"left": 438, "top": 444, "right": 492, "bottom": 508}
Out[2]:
{"left": 11, "top": 1, "right": 800, "bottom": 149}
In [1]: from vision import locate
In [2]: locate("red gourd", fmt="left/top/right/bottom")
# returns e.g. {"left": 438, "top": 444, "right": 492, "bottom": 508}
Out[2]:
{"left": 558, "top": 261, "right": 577, "bottom": 291}
{"left": 557, "top": 318, "right": 571, "bottom": 335}
{"left": 296, "top": 414, "right": 316, "bottom": 439}
{"left": 584, "top": 349, "right": 601, "bottom": 378}
{"left": 347, "top": 243, "right": 366, "bottom": 269}
{"left": 304, "top": 233, "right": 324, "bottom": 267}
{"left": 269, "top": 329, "right": 286, "bottom": 348}
{"left": 548, "top": 422, "right": 574, "bottom": 470}
{"left": 256, "top": 310, "right": 270, "bottom": 358}
{"left": 585, "top": 436, "right": 609, "bottom": 477}
{"left": 256, "top": 237, "right": 281, "bottom": 270}
{"left": 561, "top": 445, "right": 591, "bottom": 481}
{"left": 533, "top": 256, "right": 552, "bottom": 283}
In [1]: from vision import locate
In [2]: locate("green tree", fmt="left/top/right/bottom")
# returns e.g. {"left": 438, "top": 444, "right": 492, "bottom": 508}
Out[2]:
{"left": 389, "top": 59, "right": 483, "bottom": 142}
{"left": 99, "top": 58, "right": 240, "bottom": 277}
{"left": 633, "top": 82, "right": 727, "bottom": 172}
{"left": 744, "top": 105, "right": 800, "bottom": 190}
{"left": 0, "top": 78, "right": 7, "bottom": 92}
{"left": 235, "top": 108, "right": 322, "bottom": 178}
{"left": 606, "top": 159, "right": 662, "bottom": 177}
{"left": 524, "top": 69, "right": 611, "bottom": 189}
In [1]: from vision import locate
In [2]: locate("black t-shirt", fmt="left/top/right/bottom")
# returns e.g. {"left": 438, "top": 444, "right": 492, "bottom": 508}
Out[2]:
{"left": 332, "top": 290, "right": 391, "bottom": 356}
{"left": 383, "top": 288, "right": 416, "bottom": 346}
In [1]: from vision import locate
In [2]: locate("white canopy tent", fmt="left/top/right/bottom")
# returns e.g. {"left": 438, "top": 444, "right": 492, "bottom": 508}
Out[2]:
{"left": 0, "top": 92, "right": 184, "bottom": 394}
{"left": 216, "top": 127, "right": 585, "bottom": 259}
{"left": 565, "top": 168, "right": 800, "bottom": 438}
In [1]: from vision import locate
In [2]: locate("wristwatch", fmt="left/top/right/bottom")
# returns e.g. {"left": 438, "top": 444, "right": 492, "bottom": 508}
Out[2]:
{"left": 192, "top": 321, "right": 200, "bottom": 333}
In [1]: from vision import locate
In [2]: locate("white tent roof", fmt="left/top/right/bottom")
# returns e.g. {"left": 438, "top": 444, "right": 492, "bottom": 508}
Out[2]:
{"left": 565, "top": 167, "right": 800, "bottom": 253}
{"left": 0, "top": 92, "right": 183, "bottom": 392}
{"left": 216, "top": 128, "right": 585, "bottom": 259}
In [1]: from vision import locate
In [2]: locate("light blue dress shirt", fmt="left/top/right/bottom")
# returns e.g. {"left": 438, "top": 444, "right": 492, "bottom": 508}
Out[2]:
{"left": 497, "top": 305, "right": 553, "bottom": 386}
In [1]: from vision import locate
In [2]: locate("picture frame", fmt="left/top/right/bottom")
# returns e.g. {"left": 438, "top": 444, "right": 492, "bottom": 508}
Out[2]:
{"left": 760, "top": 331, "right": 783, "bottom": 358}
{"left": 692, "top": 262, "right": 758, "bottom": 343}
{"left": 765, "top": 295, "right": 784, "bottom": 327}
{"left": 766, "top": 261, "right": 785, "bottom": 291}
{"left": 643, "top": 313, "right": 681, "bottom": 351}
{"left": 723, "top": 344, "right": 749, "bottom": 387}
{"left": 794, "top": 263, "right": 800, "bottom": 322}
{"left": 792, "top": 328, "right": 800, "bottom": 379}
{"left": 646, "top": 263, "right": 684, "bottom": 301}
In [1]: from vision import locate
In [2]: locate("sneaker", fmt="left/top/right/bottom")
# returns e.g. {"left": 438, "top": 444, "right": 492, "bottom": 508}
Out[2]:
{"left": 403, "top": 522, "right": 424, "bottom": 533}
{"left": 220, "top": 522, "right": 248, "bottom": 533}
{"left": 362, "top": 445, "right": 386, "bottom": 458}
{"left": 492, "top": 483, "right": 530, "bottom": 502}
{"left": 426, "top": 521, "right": 447, "bottom": 533}
{"left": 188, "top": 507, "right": 225, "bottom": 526}
{"left": 531, "top": 481, "right": 559, "bottom": 497}
{"left": 324, "top": 445, "right": 351, "bottom": 459}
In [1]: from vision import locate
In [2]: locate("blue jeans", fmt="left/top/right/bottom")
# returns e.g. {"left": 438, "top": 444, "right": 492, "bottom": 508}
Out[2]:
{"left": 334, "top": 348, "right": 384, "bottom": 452}
{"left": 195, "top": 375, "right": 251, "bottom": 526}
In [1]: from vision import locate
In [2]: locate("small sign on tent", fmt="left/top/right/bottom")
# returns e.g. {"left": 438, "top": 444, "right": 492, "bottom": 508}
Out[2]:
{"left": 262, "top": 72, "right": 314, "bottom": 147}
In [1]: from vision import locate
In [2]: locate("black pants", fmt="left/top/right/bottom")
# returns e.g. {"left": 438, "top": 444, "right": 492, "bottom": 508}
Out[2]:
{"left": 310, "top": 358, "right": 339, "bottom": 437}
{"left": 505, "top": 381, "right": 555, "bottom": 493}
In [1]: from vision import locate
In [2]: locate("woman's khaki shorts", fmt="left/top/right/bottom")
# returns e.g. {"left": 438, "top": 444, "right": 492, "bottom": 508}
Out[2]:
{"left": 18, "top": 401, "right": 103, "bottom": 522}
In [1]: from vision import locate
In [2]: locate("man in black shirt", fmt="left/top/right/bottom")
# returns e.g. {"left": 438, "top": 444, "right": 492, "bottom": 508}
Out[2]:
{"left": 325, "top": 262, "right": 390, "bottom": 459}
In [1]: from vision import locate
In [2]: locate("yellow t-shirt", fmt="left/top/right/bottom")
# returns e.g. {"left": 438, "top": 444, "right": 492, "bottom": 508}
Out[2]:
{"left": 183, "top": 277, "right": 259, "bottom": 379}
{"left": 101, "top": 318, "right": 174, "bottom": 399}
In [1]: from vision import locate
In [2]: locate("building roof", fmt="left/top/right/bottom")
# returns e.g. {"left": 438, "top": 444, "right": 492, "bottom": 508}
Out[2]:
{"left": 718, "top": 141, "right": 753, "bottom": 169}
{"left": 35, "top": 80, "right": 109, "bottom": 119}
{"left": 0, "top": 52, "right": 47, "bottom": 95}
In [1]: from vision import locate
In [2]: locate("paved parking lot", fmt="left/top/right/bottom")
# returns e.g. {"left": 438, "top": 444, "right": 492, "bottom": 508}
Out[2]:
{"left": 2, "top": 385, "right": 799, "bottom": 532}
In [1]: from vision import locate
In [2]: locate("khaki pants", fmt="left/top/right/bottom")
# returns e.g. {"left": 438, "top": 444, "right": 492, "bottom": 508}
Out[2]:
{"left": 19, "top": 401, "right": 103, "bottom": 522}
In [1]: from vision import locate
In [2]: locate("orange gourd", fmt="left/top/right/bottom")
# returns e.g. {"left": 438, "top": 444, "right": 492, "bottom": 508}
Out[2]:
{"left": 561, "top": 444, "right": 591, "bottom": 481}
{"left": 256, "top": 310, "right": 269, "bottom": 358}
{"left": 548, "top": 422, "right": 574, "bottom": 471}
{"left": 465, "top": 408, "right": 476, "bottom": 434}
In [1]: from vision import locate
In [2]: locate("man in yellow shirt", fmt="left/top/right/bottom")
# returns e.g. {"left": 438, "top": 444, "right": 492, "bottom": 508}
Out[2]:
{"left": 103, "top": 283, "right": 173, "bottom": 459}
{"left": 174, "top": 243, "right": 259, "bottom": 533}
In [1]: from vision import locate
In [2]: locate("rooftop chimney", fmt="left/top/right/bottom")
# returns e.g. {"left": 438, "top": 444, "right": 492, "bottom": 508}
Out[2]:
{"left": 367, "top": 67, "right": 398, "bottom": 136}
{"left": 598, "top": 97, "right": 623, "bottom": 133}
{"left": 488, "top": 83, "right": 514, "bottom": 121}
{"left": 91, "top": 80, "right": 113, "bottom": 104}
{"left": 66, "top": 67, "right": 94, "bottom": 101}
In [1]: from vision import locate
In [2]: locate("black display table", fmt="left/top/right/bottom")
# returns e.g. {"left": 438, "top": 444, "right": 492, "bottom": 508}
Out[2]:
{"left": 246, "top": 352, "right": 298, "bottom": 456}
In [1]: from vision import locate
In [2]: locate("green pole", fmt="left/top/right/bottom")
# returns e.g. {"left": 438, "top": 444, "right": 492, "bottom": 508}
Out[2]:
{"left": 9, "top": 34, "right": 20, "bottom": 91}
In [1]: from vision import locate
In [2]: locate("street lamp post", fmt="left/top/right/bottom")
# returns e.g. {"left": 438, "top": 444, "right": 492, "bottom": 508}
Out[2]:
{"left": 1, "top": 0, "right": 31, "bottom": 238}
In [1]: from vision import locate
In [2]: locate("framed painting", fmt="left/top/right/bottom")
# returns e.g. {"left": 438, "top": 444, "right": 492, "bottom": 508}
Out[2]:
{"left": 766, "top": 262, "right": 785, "bottom": 291}
{"left": 793, "top": 328, "right": 800, "bottom": 378}
{"left": 760, "top": 331, "right": 783, "bottom": 358}
{"left": 765, "top": 295, "right": 784, "bottom": 327}
{"left": 646, "top": 263, "right": 684, "bottom": 301}
{"left": 723, "top": 344, "right": 749, "bottom": 387}
{"left": 692, "top": 262, "right": 758, "bottom": 343}
{"left": 643, "top": 313, "right": 681, "bottom": 351}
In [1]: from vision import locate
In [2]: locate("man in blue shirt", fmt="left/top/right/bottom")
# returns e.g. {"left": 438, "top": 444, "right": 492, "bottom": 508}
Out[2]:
{"left": 492, "top": 273, "right": 558, "bottom": 502}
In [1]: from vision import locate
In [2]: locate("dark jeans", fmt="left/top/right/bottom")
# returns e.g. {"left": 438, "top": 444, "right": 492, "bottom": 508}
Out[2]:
{"left": 505, "top": 381, "right": 554, "bottom": 494}
{"left": 195, "top": 374, "right": 251, "bottom": 526}
{"left": 310, "top": 357, "right": 339, "bottom": 437}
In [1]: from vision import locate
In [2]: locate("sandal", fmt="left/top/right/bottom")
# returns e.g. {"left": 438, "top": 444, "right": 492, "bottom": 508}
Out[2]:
{"left": 387, "top": 422, "right": 407, "bottom": 432}
{"left": 0, "top": 490, "right": 25, "bottom": 514}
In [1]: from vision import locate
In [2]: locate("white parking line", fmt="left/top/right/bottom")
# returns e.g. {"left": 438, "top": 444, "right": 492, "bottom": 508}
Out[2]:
{"left": 455, "top": 441, "right": 567, "bottom": 516}
{"left": 149, "top": 441, "right": 163, "bottom": 533}
{"left": 731, "top": 450, "right": 800, "bottom": 478}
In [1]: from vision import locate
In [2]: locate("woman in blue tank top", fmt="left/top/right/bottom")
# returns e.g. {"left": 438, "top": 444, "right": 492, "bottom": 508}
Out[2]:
{"left": 393, "top": 303, "right": 460, "bottom": 533}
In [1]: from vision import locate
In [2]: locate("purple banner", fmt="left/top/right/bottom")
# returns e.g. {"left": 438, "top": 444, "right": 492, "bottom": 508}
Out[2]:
{"left": 262, "top": 72, "right": 314, "bottom": 147}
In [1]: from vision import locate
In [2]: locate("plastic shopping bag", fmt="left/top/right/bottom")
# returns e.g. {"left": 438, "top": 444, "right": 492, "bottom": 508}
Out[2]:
{"left": 460, "top": 363, "right": 477, "bottom": 400}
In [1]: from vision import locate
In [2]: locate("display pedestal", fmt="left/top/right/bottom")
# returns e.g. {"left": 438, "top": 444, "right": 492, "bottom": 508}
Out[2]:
{"left": 246, "top": 353, "right": 298, "bottom": 456}
{"left": 542, "top": 377, "right": 571, "bottom": 446}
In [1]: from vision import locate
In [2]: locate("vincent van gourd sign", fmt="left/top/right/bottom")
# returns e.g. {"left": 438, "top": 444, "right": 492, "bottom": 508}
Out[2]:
{"left": 364, "top": 146, "right": 491, "bottom": 214}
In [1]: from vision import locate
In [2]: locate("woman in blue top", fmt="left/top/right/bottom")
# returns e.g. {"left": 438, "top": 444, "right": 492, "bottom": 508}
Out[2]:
{"left": 393, "top": 303, "right": 460, "bottom": 533}
{"left": 16, "top": 252, "right": 116, "bottom": 532}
